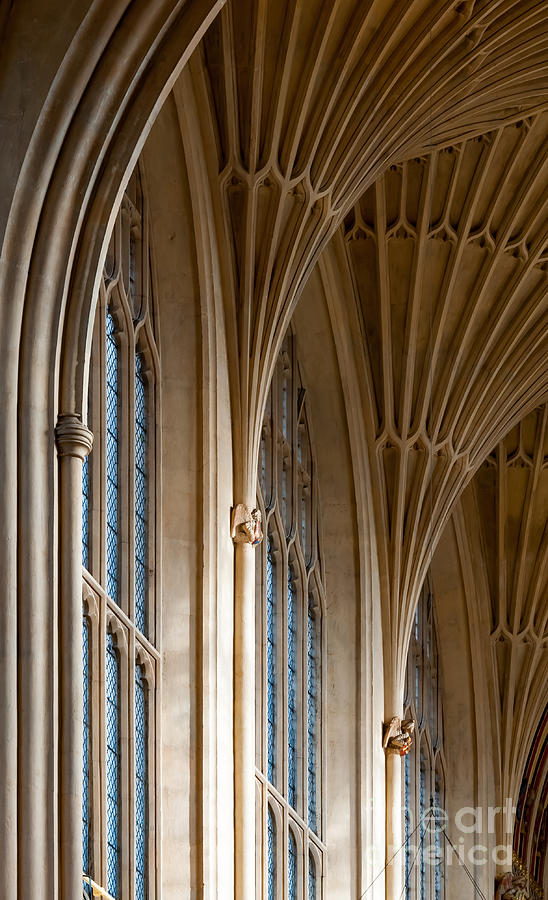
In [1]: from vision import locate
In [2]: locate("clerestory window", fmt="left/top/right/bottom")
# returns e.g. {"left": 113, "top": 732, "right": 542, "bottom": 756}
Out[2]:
{"left": 256, "top": 332, "right": 325, "bottom": 898}
{"left": 403, "top": 583, "right": 446, "bottom": 900}
{"left": 82, "top": 168, "right": 159, "bottom": 900}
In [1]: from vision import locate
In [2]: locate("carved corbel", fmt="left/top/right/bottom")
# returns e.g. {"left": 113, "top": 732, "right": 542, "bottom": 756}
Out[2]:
{"left": 231, "top": 503, "right": 263, "bottom": 546}
{"left": 382, "top": 716, "right": 415, "bottom": 757}
{"left": 55, "top": 413, "right": 93, "bottom": 460}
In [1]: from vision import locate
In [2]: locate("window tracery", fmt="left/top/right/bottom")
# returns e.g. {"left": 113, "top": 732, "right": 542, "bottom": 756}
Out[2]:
{"left": 81, "top": 169, "right": 159, "bottom": 899}
{"left": 256, "top": 332, "right": 325, "bottom": 898}
{"left": 403, "top": 583, "right": 446, "bottom": 900}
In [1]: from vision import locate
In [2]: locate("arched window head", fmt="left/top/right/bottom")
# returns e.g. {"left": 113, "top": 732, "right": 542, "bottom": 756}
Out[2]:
{"left": 308, "top": 852, "right": 317, "bottom": 900}
{"left": 256, "top": 329, "right": 325, "bottom": 897}
{"left": 267, "top": 806, "right": 277, "bottom": 900}
{"left": 288, "top": 828, "right": 298, "bottom": 900}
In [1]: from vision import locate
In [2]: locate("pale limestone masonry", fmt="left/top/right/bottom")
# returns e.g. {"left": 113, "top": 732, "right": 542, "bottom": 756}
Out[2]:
{"left": 0, "top": 2, "right": 546, "bottom": 899}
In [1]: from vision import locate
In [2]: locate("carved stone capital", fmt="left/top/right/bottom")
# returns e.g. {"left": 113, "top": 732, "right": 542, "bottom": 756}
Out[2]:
{"left": 231, "top": 503, "right": 263, "bottom": 546}
{"left": 383, "top": 716, "right": 415, "bottom": 757}
{"left": 55, "top": 414, "right": 93, "bottom": 460}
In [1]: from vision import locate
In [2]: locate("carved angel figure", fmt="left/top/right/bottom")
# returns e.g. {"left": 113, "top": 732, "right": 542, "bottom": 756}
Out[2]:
{"left": 231, "top": 503, "right": 263, "bottom": 546}
{"left": 382, "top": 716, "right": 415, "bottom": 756}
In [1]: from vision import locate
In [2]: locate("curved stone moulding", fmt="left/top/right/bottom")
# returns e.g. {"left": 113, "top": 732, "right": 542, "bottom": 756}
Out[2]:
{"left": 193, "top": 0, "right": 548, "bottom": 459}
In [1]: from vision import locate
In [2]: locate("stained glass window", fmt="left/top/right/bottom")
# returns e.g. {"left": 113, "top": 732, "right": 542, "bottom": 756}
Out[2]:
{"left": 135, "top": 665, "right": 148, "bottom": 900}
{"left": 434, "top": 769, "right": 442, "bottom": 900}
{"left": 403, "top": 583, "right": 445, "bottom": 900}
{"left": 267, "top": 807, "right": 276, "bottom": 900}
{"left": 307, "top": 605, "right": 317, "bottom": 833}
{"left": 287, "top": 566, "right": 298, "bottom": 809}
{"left": 106, "top": 632, "right": 120, "bottom": 898}
{"left": 83, "top": 615, "right": 91, "bottom": 874}
{"left": 257, "top": 332, "right": 324, "bottom": 897}
{"left": 309, "top": 853, "right": 316, "bottom": 900}
{"left": 82, "top": 173, "right": 158, "bottom": 900}
{"left": 267, "top": 538, "right": 277, "bottom": 785}
{"left": 135, "top": 353, "right": 148, "bottom": 635}
{"left": 106, "top": 311, "right": 119, "bottom": 602}
{"left": 420, "top": 753, "right": 427, "bottom": 900}
{"left": 288, "top": 829, "right": 297, "bottom": 900}
{"left": 82, "top": 455, "right": 89, "bottom": 568}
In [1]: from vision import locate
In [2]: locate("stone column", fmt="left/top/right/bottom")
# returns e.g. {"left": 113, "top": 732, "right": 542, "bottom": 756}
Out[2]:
{"left": 232, "top": 504, "right": 262, "bottom": 900}
{"left": 55, "top": 414, "right": 93, "bottom": 900}
{"left": 386, "top": 751, "right": 403, "bottom": 899}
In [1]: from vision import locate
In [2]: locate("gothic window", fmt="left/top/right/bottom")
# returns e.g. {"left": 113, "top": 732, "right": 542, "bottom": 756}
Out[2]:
{"left": 403, "top": 583, "right": 446, "bottom": 900}
{"left": 82, "top": 169, "right": 159, "bottom": 899}
{"left": 268, "top": 805, "right": 277, "bottom": 900}
{"left": 256, "top": 332, "right": 325, "bottom": 898}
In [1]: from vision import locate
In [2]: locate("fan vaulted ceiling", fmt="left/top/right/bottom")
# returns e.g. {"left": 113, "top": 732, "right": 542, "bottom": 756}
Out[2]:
{"left": 190, "top": 0, "right": 548, "bottom": 704}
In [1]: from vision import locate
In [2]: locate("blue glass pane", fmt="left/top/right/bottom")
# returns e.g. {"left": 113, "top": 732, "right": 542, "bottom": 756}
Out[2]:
{"left": 82, "top": 454, "right": 89, "bottom": 569}
{"left": 307, "top": 607, "right": 317, "bottom": 833}
{"left": 266, "top": 538, "right": 277, "bottom": 785}
{"left": 288, "top": 829, "right": 297, "bottom": 900}
{"left": 420, "top": 759, "right": 426, "bottom": 900}
{"left": 135, "top": 353, "right": 148, "bottom": 635}
{"left": 106, "top": 632, "right": 120, "bottom": 898}
{"left": 267, "top": 807, "right": 276, "bottom": 900}
{"left": 435, "top": 772, "right": 442, "bottom": 900}
{"left": 106, "top": 312, "right": 119, "bottom": 602}
{"left": 288, "top": 568, "right": 297, "bottom": 808}
{"left": 309, "top": 853, "right": 316, "bottom": 900}
{"left": 135, "top": 665, "right": 148, "bottom": 900}
{"left": 82, "top": 615, "right": 91, "bottom": 874}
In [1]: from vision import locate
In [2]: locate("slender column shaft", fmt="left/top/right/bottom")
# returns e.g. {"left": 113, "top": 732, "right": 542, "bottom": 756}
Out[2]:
{"left": 0, "top": 380, "right": 17, "bottom": 897}
{"left": 56, "top": 415, "right": 93, "bottom": 900}
{"left": 386, "top": 750, "right": 403, "bottom": 899}
{"left": 233, "top": 539, "right": 255, "bottom": 900}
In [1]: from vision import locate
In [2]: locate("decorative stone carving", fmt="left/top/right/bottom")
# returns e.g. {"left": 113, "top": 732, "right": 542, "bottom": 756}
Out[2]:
{"left": 231, "top": 504, "right": 263, "bottom": 546}
{"left": 55, "top": 414, "right": 93, "bottom": 460}
{"left": 495, "top": 872, "right": 528, "bottom": 900}
{"left": 383, "top": 716, "right": 415, "bottom": 756}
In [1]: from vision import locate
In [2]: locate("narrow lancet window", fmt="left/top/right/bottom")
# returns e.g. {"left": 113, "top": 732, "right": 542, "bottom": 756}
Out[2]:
{"left": 135, "top": 353, "right": 148, "bottom": 635}
{"left": 307, "top": 604, "right": 318, "bottom": 833}
{"left": 106, "top": 632, "right": 121, "bottom": 898}
{"left": 267, "top": 537, "right": 277, "bottom": 785}
{"left": 309, "top": 853, "right": 316, "bottom": 900}
{"left": 83, "top": 614, "right": 91, "bottom": 875}
{"left": 287, "top": 566, "right": 298, "bottom": 809}
{"left": 135, "top": 664, "right": 148, "bottom": 900}
{"left": 106, "top": 311, "right": 119, "bottom": 602}
{"left": 268, "top": 807, "right": 277, "bottom": 900}
{"left": 288, "top": 829, "right": 297, "bottom": 900}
